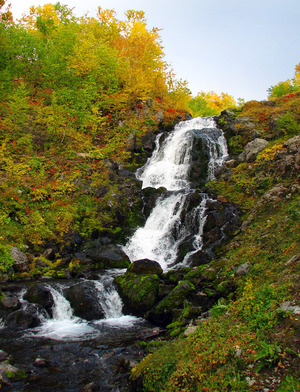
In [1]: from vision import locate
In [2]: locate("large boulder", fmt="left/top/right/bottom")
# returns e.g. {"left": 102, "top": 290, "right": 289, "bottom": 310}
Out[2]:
{"left": 127, "top": 259, "right": 163, "bottom": 276}
{"left": 238, "top": 138, "right": 268, "bottom": 162}
{"left": 114, "top": 273, "right": 160, "bottom": 316}
{"left": 65, "top": 281, "right": 105, "bottom": 320}
{"left": 23, "top": 284, "right": 55, "bottom": 317}
{"left": 10, "top": 247, "right": 29, "bottom": 273}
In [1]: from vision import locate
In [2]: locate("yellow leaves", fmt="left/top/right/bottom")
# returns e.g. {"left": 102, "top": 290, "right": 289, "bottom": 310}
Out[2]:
{"left": 256, "top": 142, "right": 283, "bottom": 163}
{"left": 190, "top": 91, "right": 236, "bottom": 117}
{"left": 30, "top": 187, "right": 48, "bottom": 201}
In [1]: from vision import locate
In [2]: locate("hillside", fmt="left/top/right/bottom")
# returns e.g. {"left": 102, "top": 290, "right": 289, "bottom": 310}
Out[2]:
{"left": 129, "top": 93, "right": 300, "bottom": 391}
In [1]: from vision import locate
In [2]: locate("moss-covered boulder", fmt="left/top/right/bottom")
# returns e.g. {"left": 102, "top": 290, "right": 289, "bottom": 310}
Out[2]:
{"left": 145, "top": 280, "right": 195, "bottom": 326}
{"left": 114, "top": 273, "right": 160, "bottom": 316}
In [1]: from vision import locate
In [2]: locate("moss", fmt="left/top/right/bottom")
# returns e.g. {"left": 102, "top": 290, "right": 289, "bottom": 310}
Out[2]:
{"left": 114, "top": 273, "right": 160, "bottom": 314}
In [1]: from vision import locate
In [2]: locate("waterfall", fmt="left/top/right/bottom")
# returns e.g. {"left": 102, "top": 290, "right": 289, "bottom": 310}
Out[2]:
{"left": 123, "top": 117, "right": 228, "bottom": 270}
{"left": 25, "top": 271, "right": 137, "bottom": 340}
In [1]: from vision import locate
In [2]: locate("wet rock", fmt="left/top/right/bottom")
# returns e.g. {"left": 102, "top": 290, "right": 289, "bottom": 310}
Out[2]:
{"left": 10, "top": 247, "right": 29, "bottom": 273}
{"left": 127, "top": 259, "right": 163, "bottom": 276}
{"left": 142, "top": 187, "right": 167, "bottom": 217}
{"left": 33, "top": 357, "right": 51, "bottom": 367}
{"left": 66, "top": 281, "right": 106, "bottom": 320}
{"left": 238, "top": 138, "right": 268, "bottom": 162}
{"left": 114, "top": 273, "right": 160, "bottom": 316}
{"left": 23, "top": 284, "right": 55, "bottom": 317}
{"left": 0, "top": 363, "right": 25, "bottom": 385}
{"left": 1, "top": 294, "right": 19, "bottom": 310}
{"left": 6, "top": 304, "right": 46, "bottom": 329}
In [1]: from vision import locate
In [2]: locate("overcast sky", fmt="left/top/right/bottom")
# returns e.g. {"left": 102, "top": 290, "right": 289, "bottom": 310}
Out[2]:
{"left": 7, "top": 0, "right": 300, "bottom": 102}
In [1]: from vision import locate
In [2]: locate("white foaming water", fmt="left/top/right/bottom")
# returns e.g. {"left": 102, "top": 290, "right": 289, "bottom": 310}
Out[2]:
{"left": 124, "top": 191, "right": 188, "bottom": 270}
{"left": 31, "top": 273, "right": 139, "bottom": 340}
{"left": 33, "top": 285, "right": 96, "bottom": 340}
{"left": 123, "top": 117, "right": 228, "bottom": 269}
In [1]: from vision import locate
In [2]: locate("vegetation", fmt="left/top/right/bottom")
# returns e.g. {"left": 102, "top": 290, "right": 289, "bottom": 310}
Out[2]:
{"left": 130, "top": 91, "right": 300, "bottom": 391}
{"left": 0, "top": 1, "right": 191, "bottom": 276}
{"left": 268, "top": 62, "right": 300, "bottom": 98}
{"left": 188, "top": 90, "right": 237, "bottom": 117}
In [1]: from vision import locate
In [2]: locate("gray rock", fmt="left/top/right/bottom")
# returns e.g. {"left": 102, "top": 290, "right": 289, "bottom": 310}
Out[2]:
{"left": 236, "top": 262, "right": 250, "bottom": 275}
{"left": 238, "top": 138, "right": 268, "bottom": 162}
{"left": 1, "top": 295, "right": 19, "bottom": 310}
{"left": 10, "top": 247, "right": 29, "bottom": 273}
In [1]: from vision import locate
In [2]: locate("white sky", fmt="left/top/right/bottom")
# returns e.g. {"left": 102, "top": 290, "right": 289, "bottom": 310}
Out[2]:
{"left": 7, "top": 0, "right": 300, "bottom": 101}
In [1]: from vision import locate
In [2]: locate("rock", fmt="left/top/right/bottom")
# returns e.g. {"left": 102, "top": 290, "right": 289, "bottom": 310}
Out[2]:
{"left": 145, "top": 281, "right": 195, "bottom": 326}
{"left": 114, "top": 273, "right": 160, "bottom": 316}
{"left": 127, "top": 132, "right": 136, "bottom": 152}
{"left": 0, "top": 363, "right": 25, "bottom": 385}
{"left": 86, "top": 245, "right": 131, "bottom": 269}
{"left": 33, "top": 357, "right": 51, "bottom": 367}
{"left": 280, "top": 301, "right": 300, "bottom": 314}
{"left": 6, "top": 304, "right": 46, "bottom": 328}
{"left": 257, "top": 184, "right": 288, "bottom": 207}
{"left": 0, "top": 350, "right": 9, "bottom": 362}
{"left": 184, "top": 324, "right": 197, "bottom": 336}
{"left": 238, "top": 138, "right": 268, "bottom": 162}
{"left": 225, "top": 159, "right": 237, "bottom": 168}
{"left": 127, "top": 259, "right": 163, "bottom": 276}
{"left": 23, "top": 284, "right": 55, "bottom": 317}
{"left": 42, "top": 248, "right": 56, "bottom": 261}
{"left": 10, "top": 247, "right": 29, "bottom": 273}
{"left": 66, "top": 281, "right": 106, "bottom": 320}
{"left": 236, "top": 262, "right": 250, "bottom": 275}
{"left": 1, "top": 294, "right": 19, "bottom": 310}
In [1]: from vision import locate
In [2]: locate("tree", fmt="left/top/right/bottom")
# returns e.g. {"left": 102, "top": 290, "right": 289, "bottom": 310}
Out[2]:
{"left": 189, "top": 91, "right": 236, "bottom": 117}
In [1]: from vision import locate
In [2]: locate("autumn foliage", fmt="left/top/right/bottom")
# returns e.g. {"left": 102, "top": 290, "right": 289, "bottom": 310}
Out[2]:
{"left": 0, "top": 1, "right": 191, "bottom": 271}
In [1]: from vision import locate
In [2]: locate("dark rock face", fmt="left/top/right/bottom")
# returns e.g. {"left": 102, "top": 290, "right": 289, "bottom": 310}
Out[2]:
{"left": 66, "top": 281, "right": 105, "bottom": 321}
{"left": 23, "top": 284, "right": 55, "bottom": 317}
{"left": 84, "top": 245, "right": 131, "bottom": 269}
{"left": 6, "top": 304, "right": 46, "bottom": 329}
{"left": 127, "top": 259, "right": 163, "bottom": 276}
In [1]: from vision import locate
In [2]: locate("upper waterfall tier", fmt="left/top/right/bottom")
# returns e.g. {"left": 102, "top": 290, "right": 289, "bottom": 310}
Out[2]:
{"left": 123, "top": 117, "right": 229, "bottom": 269}
{"left": 136, "top": 117, "right": 228, "bottom": 191}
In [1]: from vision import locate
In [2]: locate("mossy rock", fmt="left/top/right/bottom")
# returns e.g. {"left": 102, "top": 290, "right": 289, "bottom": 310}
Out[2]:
{"left": 114, "top": 273, "right": 160, "bottom": 316}
{"left": 145, "top": 280, "right": 195, "bottom": 326}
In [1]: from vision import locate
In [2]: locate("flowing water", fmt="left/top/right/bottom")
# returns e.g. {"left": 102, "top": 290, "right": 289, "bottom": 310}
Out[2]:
{"left": 123, "top": 117, "right": 228, "bottom": 269}
{"left": 0, "top": 117, "right": 228, "bottom": 391}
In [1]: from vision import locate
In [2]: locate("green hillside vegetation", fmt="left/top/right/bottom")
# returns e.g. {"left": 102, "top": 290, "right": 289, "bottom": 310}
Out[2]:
{"left": 0, "top": 1, "right": 191, "bottom": 278}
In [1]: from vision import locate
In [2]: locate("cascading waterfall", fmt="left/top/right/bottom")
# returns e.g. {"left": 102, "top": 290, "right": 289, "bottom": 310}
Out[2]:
{"left": 123, "top": 117, "right": 228, "bottom": 270}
